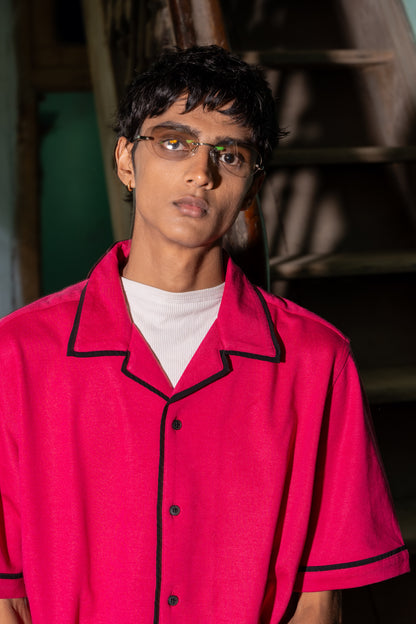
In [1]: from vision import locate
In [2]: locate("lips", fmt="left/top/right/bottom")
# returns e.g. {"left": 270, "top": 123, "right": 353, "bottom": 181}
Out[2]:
{"left": 173, "top": 196, "right": 209, "bottom": 217}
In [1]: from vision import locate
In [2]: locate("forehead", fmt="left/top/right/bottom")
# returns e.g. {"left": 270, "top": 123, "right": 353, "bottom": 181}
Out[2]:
{"left": 141, "top": 98, "right": 253, "bottom": 143}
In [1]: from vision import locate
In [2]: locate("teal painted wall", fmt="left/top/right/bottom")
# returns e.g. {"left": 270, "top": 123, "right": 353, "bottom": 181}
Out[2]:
{"left": 39, "top": 92, "right": 113, "bottom": 295}
{"left": 403, "top": 0, "right": 416, "bottom": 38}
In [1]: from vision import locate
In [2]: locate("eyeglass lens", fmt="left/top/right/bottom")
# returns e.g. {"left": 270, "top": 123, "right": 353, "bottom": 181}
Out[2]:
{"left": 145, "top": 128, "right": 259, "bottom": 177}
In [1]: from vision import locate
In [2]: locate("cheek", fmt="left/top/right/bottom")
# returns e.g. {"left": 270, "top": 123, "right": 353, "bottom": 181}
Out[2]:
{"left": 218, "top": 196, "right": 246, "bottom": 231}
{"left": 227, "top": 183, "right": 252, "bottom": 212}
{"left": 134, "top": 158, "right": 179, "bottom": 190}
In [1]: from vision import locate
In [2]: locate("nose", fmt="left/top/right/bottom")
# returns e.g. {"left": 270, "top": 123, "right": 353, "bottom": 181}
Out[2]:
{"left": 184, "top": 145, "right": 217, "bottom": 189}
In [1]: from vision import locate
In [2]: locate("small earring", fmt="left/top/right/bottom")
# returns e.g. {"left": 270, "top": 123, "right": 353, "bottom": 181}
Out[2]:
{"left": 127, "top": 182, "right": 134, "bottom": 192}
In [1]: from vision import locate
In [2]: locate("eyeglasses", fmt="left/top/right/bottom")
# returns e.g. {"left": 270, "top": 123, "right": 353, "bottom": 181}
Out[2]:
{"left": 134, "top": 127, "right": 263, "bottom": 178}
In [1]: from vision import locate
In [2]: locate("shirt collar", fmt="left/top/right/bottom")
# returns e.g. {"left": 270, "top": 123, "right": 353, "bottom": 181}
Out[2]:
{"left": 67, "top": 240, "right": 132, "bottom": 356}
{"left": 68, "top": 240, "right": 280, "bottom": 364}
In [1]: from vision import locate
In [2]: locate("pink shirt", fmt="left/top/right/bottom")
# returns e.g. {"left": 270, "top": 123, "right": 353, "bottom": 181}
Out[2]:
{"left": 0, "top": 241, "right": 409, "bottom": 623}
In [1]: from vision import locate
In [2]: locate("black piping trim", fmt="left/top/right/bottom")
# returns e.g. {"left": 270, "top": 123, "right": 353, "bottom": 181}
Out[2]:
{"left": 121, "top": 355, "right": 169, "bottom": 401}
{"left": 168, "top": 351, "right": 232, "bottom": 402}
{"left": 0, "top": 572, "right": 23, "bottom": 579}
{"left": 69, "top": 348, "right": 127, "bottom": 358}
{"left": 68, "top": 281, "right": 280, "bottom": 401}
{"left": 164, "top": 287, "right": 280, "bottom": 402}
{"left": 149, "top": 288, "right": 281, "bottom": 623}
{"left": 122, "top": 350, "right": 230, "bottom": 403}
{"left": 252, "top": 285, "right": 281, "bottom": 362}
{"left": 67, "top": 284, "right": 127, "bottom": 358}
{"left": 153, "top": 404, "right": 169, "bottom": 624}
{"left": 300, "top": 545, "right": 407, "bottom": 572}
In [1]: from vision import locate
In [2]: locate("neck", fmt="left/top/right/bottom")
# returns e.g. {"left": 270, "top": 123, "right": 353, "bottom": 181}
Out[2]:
{"left": 123, "top": 235, "right": 225, "bottom": 292}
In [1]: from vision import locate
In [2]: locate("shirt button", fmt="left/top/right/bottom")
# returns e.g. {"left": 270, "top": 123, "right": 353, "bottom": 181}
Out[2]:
{"left": 169, "top": 504, "right": 181, "bottom": 516}
{"left": 172, "top": 419, "right": 182, "bottom": 430}
{"left": 168, "top": 594, "right": 179, "bottom": 606}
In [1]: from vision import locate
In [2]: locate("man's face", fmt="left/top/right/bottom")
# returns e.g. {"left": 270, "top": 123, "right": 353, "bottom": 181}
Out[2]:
{"left": 116, "top": 98, "right": 263, "bottom": 254}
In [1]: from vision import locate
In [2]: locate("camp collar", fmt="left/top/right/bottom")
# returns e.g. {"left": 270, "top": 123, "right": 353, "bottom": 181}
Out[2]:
{"left": 68, "top": 240, "right": 280, "bottom": 398}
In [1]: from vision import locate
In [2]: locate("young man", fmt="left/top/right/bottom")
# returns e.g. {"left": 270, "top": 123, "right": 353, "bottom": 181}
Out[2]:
{"left": 0, "top": 46, "right": 409, "bottom": 623}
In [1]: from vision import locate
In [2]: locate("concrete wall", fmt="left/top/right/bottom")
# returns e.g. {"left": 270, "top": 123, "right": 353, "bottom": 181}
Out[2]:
{"left": 0, "top": 0, "right": 20, "bottom": 317}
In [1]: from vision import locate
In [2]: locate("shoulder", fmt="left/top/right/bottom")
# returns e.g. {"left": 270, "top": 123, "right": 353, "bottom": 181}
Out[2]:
{"left": 257, "top": 289, "right": 349, "bottom": 342}
{"left": 257, "top": 287, "right": 351, "bottom": 364}
{"left": 0, "top": 281, "right": 86, "bottom": 351}
{"left": 262, "top": 288, "right": 347, "bottom": 338}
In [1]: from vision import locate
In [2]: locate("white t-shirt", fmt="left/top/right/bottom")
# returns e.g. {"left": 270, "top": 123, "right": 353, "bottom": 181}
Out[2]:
{"left": 121, "top": 277, "right": 225, "bottom": 386}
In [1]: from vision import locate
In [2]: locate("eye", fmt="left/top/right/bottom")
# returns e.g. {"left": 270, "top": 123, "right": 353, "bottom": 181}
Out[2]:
{"left": 216, "top": 147, "right": 244, "bottom": 168}
{"left": 159, "top": 137, "right": 189, "bottom": 151}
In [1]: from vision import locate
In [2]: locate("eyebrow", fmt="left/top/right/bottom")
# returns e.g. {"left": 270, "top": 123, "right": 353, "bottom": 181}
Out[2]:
{"left": 148, "top": 121, "right": 254, "bottom": 146}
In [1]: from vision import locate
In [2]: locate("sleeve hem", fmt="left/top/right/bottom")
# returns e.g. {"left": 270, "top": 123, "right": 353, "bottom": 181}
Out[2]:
{"left": 294, "top": 547, "right": 410, "bottom": 592}
{"left": 0, "top": 575, "right": 26, "bottom": 599}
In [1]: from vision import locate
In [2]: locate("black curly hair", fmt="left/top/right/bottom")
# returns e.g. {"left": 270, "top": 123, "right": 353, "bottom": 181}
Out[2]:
{"left": 114, "top": 45, "right": 282, "bottom": 162}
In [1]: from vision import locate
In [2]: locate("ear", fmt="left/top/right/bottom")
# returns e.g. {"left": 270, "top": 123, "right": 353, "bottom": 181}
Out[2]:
{"left": 241, "top": 171, "right": 265, "bottom": 211}
{"left": 115, "top": 137, "right": 135, "bottom": 189}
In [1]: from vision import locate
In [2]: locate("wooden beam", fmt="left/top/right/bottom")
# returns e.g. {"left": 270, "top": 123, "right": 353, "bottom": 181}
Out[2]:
{"left": 242, "top": 48, "right": 395, "bottom": 68}
{"left": 15, "top": 0, "right": 41, "bottom": 304}
{"left": 168, "top": 0, "right": 197, "bottom": 47}
{"left": 16, "top": 88, "right": 41, "bottom": 303}
{"left": 189, "top": 0, "right": 229, "bottom": 47}
{"left": 82, "top": 0, "right": 132, "bottom": 241}
{"left": 269, "top": 250, "right": 416, "bottom": 280}
{"left": 270, "top": 145, "right": 416, "bottom": 166}
{"left": 168, "top": 0, "right": 229, "bottom": 49}
{"left": 361, "top": 366, "right": 416, "bottom": 403}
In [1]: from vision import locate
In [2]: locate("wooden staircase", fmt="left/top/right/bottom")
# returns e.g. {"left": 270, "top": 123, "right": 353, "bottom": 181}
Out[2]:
{"left": 220, "top": 2, "right": 416, "bottom": 596}
{"left": 226, "top": 2, "right": 416, "bottom": 407}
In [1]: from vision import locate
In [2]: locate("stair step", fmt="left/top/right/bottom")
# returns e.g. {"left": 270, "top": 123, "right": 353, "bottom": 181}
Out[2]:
{"left": 361, "top": 367, "right": 416, "bottom": 404}
{"left": 269, "top": 251, "right": 416, "bottom": 280}
{"left": 270, "top": 146, "right": 416, "bottom": 166}
{"left": 242, "top": 48, "right": 394, "bottom": 68}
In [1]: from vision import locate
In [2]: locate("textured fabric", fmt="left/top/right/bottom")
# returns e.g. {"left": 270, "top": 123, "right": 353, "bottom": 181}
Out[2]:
{"left": 0, "top": 240, "right": 409, "bottom": 624}
{"left": 121, "top": 276, "right": 224, "bottom": 386}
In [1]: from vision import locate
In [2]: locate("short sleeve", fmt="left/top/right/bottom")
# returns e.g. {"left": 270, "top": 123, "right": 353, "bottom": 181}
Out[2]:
{"left": 0, "top": 407, "right": 26, "bottom": 598}
{"left": 294, "top": 351, "right": 410, "bottom": 591}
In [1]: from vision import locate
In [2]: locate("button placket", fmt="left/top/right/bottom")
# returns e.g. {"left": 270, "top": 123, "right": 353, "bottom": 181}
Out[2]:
{"left": 169, "top": 416, "right": 181, "bottom": 518}
{"left": 170, "top": 411, "right": 182, "bottom": 521}
{"left": 163, "top": 407, "right": 183, "bottom": 617}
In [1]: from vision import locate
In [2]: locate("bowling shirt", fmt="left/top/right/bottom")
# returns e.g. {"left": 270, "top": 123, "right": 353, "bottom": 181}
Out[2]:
{"left": 0, "top": 240, "right": 409, "bottom": 623}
